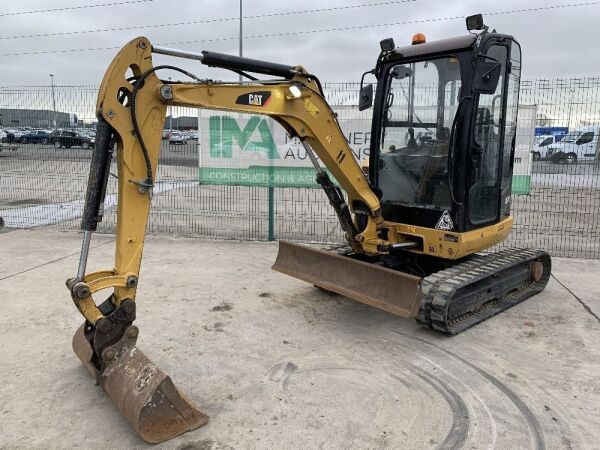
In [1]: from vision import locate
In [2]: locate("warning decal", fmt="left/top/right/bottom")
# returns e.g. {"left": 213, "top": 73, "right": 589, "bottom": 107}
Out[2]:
{"left": 435, "top": 210, "right": 454, "bottom": 231}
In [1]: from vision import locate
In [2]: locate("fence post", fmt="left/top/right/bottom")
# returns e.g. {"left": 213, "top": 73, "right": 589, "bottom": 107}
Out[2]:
{"left": 268, "top": 185, "right": 275, "bottom": 241}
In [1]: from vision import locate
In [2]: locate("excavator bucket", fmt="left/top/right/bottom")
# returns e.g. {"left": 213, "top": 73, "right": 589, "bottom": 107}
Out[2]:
{"left": 272, "top": 241, "right": 422, "bottom": 318}
{"left": 72, "top": 324, "right": 208, "bottom": 444}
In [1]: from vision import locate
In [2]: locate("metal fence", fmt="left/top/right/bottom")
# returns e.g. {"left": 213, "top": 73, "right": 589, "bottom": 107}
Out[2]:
{"left": 1, "top": 79, "right": 599, "bottom": 258}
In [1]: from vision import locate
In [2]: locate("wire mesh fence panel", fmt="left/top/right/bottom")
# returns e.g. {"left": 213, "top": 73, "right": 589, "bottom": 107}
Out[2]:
{"left": 0, "top": 80, "right": 599, "bottom": 258}
{"left": 511, "top": 78, "right": 600, "bottom": 258}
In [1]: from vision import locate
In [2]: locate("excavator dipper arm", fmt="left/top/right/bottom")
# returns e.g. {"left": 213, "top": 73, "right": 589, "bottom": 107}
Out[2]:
{"left": 66, "top": 36, "right": 388, "bottom": 443}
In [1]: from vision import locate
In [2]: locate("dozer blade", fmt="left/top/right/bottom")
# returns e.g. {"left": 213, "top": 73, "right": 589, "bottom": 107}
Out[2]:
{"left": 72, "top": 323, "right": 208, "bottom": 444}
{"left": 272, "top": 241, "right": 422, "bottom": 318}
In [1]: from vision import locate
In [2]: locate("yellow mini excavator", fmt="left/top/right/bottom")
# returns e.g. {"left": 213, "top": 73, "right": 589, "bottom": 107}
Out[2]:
{"left": 67, "top": 14, "right": 549, "bottom": 443}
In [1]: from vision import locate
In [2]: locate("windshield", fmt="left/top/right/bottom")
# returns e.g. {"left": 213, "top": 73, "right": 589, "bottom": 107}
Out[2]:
{"left": 561, "top": 132, "right": 582, "bottom": 143}
{"left": 377, "top": 56, "right": 461, "bottom": 208}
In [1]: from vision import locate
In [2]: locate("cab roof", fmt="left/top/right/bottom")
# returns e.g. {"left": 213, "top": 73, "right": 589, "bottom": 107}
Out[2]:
{"left": 390, "top": 34, "right": 478, "bottom": 61}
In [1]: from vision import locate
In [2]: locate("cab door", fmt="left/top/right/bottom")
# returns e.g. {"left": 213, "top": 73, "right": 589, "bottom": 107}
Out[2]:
{"left": 467, "top": 38, "right": 520, "bottom": 229}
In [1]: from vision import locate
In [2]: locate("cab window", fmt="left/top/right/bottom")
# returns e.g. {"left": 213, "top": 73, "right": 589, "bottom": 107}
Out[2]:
{"left": 576, "top": 132, "right": 594, "bottom": 145}
{"left": 377, "top": 56, "right": 461, "bottom": 209}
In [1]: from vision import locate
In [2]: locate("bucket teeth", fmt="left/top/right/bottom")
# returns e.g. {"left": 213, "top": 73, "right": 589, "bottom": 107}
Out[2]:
{"left": 72, "top": 323, "right": 208, "bottom": 443}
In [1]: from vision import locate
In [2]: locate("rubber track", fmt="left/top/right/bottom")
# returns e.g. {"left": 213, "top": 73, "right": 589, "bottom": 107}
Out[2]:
{"left": 416, "top": 248, "right": 551, "bottom": 335}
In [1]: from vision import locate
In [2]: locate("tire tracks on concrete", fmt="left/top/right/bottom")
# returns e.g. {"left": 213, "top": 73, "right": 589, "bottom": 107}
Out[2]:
{"left": 393, "top": 330, "right": 552, "bottom": 450}
{"left": 411, "top": 366, "right": 470, "bottom": 450}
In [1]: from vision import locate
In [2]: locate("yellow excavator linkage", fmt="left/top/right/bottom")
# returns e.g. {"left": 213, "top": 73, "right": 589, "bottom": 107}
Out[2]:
{"left": 66, "top": 36, "right": 395, "bottom": 443}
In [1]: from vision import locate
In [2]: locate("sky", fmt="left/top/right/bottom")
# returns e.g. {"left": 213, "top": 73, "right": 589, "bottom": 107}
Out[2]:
{"left": 0, "top": 0, "right": 599, "bottom": 86}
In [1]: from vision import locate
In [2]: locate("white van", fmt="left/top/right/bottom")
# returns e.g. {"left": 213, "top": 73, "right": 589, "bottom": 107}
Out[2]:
{"left": 548, "top": 125, "right": 599, "bottom": 164}
{"left": 531, "top": 135, "right": 555, "bottom": 160}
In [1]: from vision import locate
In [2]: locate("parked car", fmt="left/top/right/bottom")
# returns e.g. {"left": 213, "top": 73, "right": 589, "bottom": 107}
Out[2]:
{"left": 168, "top": 130, "right": 187, "bottom": 145}
{"left": 50, "top": 130, "right": 94, "bottom": 149}
{"left": 21, "top": 129, "right": 50, "bottom": 144}
{"left": 4, "top": 130, "right": 14, "bottom": 142}
{"left": 0, "top": 129, "right": 6, "bottom": 142}
{"left": 185, "top": 130, "right": 199, "bottom": 140}
{"left": 77, "top": 129, "right": 96, "bottom": 139}
{"left": 548, "top": 126, "right": 599, "bottom": 164}
{"left": 531, "top": 135, "right": 555, "bottom": 160}
{"left": 4, "top": 129, "right": 24, "bottom": 143}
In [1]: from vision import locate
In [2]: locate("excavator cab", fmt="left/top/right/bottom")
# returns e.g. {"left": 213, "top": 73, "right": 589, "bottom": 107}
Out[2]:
{"left": 366, "top": 20, "right": 522, "bottom": 234}
{"left": 275, "top": 15, "right": 548, "bottom": 334}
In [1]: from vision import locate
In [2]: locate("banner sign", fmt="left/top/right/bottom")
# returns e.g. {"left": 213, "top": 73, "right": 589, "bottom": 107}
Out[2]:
{"left": 512, "top": 104, "right": 536, "bottom": 195}
{"left": 198, "top": 108, "right": 370, "bottom": 188}
{"left": 199, "top": 105, "right": 536, "bottom": 195}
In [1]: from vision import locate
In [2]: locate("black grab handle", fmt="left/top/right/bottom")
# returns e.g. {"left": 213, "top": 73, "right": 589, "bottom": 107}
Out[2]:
{"left": 81, "top": 117, "right": 114, "bottom": 231}
{"left": 201, "top": 51, "right": 296, "bottom": 79}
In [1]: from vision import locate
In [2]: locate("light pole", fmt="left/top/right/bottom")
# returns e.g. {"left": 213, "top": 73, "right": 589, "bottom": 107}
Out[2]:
{"left": 49, "top": 74, "right": 57, "bottom": 127}
{"left": 168, "top": 77, "right": 173, "bottom": 131}
{"left": 566, "top": 88, "right": 575, "bottom": 129}
{"left": 239, "top": 0, "right": 243, "bottom": 83}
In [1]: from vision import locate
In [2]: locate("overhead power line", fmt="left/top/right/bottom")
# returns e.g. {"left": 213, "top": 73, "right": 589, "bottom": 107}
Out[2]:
{"left": 162, "top": 0, "right": 600, "bottom": 48}
{"left": 0, "top": 0, "right": 155, "bottom": 18}
{"left": 1, "top": 1, "right": 599, "bottom": 57}
{"left": 0, "top": 0, "right": 417, "bottom": 41}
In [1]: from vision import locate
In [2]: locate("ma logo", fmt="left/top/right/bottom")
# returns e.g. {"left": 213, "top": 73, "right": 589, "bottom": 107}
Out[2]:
{"left": 209, "top": 116, "right": 279, "bottom": 159}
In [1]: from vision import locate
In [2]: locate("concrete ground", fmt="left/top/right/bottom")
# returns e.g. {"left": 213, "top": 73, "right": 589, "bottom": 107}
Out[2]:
{"left": 0, "top": 229, "right": 599, "bottom": 449}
